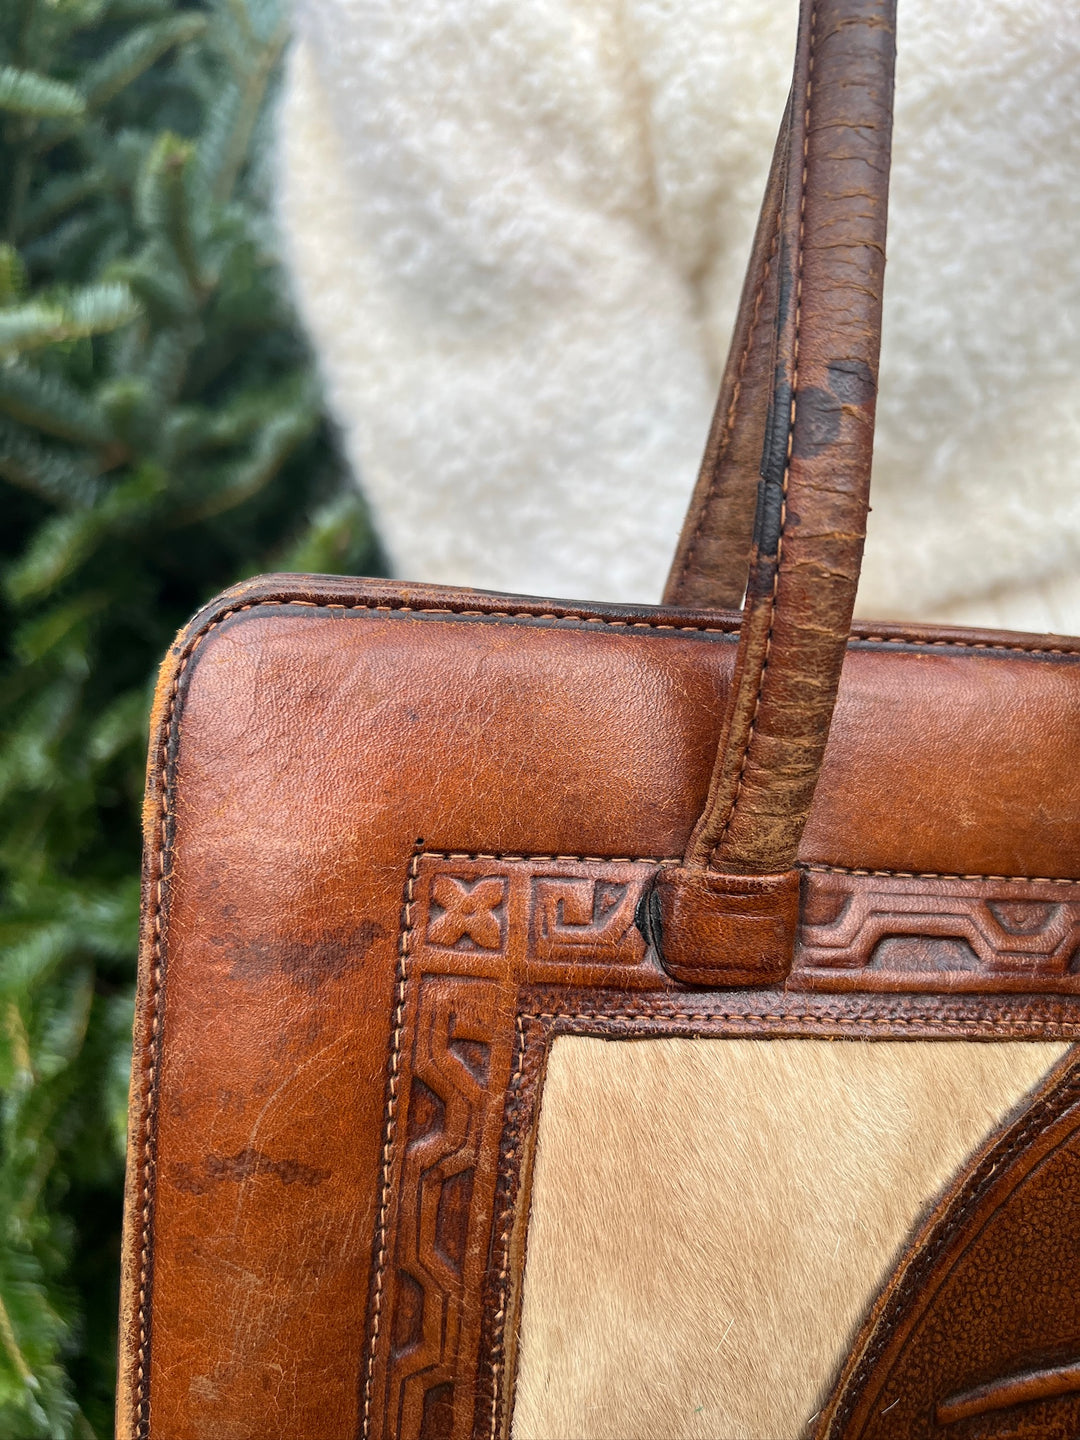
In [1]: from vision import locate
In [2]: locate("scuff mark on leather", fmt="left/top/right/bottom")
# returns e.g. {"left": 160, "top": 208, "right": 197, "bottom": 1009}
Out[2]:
{"left": 226, "top": 920, "right": 383, "bottom": 993}
{"left": 827, "top": 358, "right": 875, "bottom": 406}
{"left": 790, "top": 363, "right": 875, "bottom": 460}
{"left": 791, "top": 385, "right": 841, "bottom": 457}
{"left": 169, "top": 1148, "right": 331, "bottom": 1195}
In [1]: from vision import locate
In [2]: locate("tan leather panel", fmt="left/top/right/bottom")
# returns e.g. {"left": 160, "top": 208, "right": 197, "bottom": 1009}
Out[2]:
{"left": 169, "top": 605, "right": 1080, "bottom": 880}
{"left": 808, "top": 643, "right": 1080, "bottom": 878}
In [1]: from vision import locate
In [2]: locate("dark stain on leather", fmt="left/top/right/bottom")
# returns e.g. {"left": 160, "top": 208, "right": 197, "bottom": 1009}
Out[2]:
{"left": 760, "top": 365, "right": 794, "bottom": 501}
{"left": 789, "top": 365, "right": 875, "bottom": 460}
{"left": 226, "top": 920, "right": 383, "bottom": 993}
{"left": 828, "top": 358, "right": 876, "bottom": 407}
{"left": 169, "top": 1149, "right": 331, "bottom": 1195}
{"left": 789, "top": 363, "right": 876, "bottom": 463}
{"left": 790, "top": 385, "right": 842, "bottom": 458}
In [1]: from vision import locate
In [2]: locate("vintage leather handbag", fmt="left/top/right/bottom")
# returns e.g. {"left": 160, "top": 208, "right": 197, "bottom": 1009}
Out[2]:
{"left": 117, "top": 1, "right": 1080, "bottom": 1436}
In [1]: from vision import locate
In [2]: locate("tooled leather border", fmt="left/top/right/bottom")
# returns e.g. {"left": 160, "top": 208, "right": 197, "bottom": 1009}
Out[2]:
{"left": 124, "top": 579, "right": 1080, "bottom": 1439}
{"left": 360, "top": 848, "right": 1080, "bottom": 1440}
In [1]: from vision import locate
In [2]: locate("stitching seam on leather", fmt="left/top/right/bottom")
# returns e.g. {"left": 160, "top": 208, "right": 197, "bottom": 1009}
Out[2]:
{"left": 165, "top": 593, "right": 1080, "bottom": 656}
{"left": 708, "top": 0, "right": 817, "bottom": 867}
{"left": 856, "top": 634, "right": 1078, "bottom": 655}
{"left": 133, "top": 585, "right": 1077, "bottom": 1422}
{"left": 528, "top": 1010, "right": 1077, "bottom": 1031}
{"left": 672, "top": 184, "right": 784, "bottom": 597}
{"left": 183, "top": 598, "right": 739, "bottom": 635}
{"left": 804, "top": 864, "right": 1080, "bottom": 885}
{"left": 133, "top": 669, "right": 178, "bottom": 1437}
{"left": 419, "top": 850, "right": 668, "bottom": 862}
{"left": 489, "top": 1013, "right": 527, "bottom": 1440}
{"left": 361, "top": 848, "right": 420, "bottom": 1440}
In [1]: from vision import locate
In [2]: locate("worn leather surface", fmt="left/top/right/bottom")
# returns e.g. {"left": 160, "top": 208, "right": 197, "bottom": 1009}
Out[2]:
{"left": 795, "top": 870, "right": 1080, "bottom": 991}
{"left": 647, "top": 866, "right": 800, "bottom": 986}
{"left": 818, "top": 1051, "right": 1080, "bottom": 1439}
{"left": 684, "top": 0, "right": 896, "bottom": 879}
{"left": 651, "top": 0, "right": 900, "bottom": 976}
{"left": 663, "top": 105, "right": 789, "bottom": 612}
{"left": 116, "top": 575, "right": 1080, "bottom": 1440}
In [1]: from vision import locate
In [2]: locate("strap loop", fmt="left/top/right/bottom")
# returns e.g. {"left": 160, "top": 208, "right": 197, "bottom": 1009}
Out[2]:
{"left": 651, "top": 0, "right": 897, "bottom": 980}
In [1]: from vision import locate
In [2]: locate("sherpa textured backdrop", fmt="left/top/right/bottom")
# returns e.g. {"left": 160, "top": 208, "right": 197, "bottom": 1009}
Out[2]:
{"left": 277, "top": 0, "right": 1080, "bottom": 632}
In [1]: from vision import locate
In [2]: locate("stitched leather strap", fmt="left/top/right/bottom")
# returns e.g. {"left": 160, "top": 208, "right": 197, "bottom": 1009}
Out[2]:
{"left": 650, "top": 0, "right": 897, "bottom": 984}
{"left": 664, "top": 107, "right": 790, "bottom": 611}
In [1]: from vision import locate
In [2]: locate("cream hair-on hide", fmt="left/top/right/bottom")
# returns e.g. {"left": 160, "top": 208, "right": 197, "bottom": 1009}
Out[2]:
{"left": 511, "top": 1037, "right": 1068, "bottom": 1440}
{"left": 276, "top": 0, "right": 1080, "bottom": 634}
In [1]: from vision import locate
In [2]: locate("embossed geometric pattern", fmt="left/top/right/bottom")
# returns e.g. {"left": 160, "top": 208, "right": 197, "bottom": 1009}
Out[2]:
{"left": 427, "top": 878, "right": 508, "bottom": 953}
{"left": 363, "top": 853, "right": 665, "bottom": 1440}
{"left": 365, "top": 854, "right": 1080, "bottom": 1440}
{"left": 795, "top": 870, "right": 1080, "bottom": 992}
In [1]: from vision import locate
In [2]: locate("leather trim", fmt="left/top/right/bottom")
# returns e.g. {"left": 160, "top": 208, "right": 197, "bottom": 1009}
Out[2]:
{"left": 355, "top": 852, "right": 1080, "bottom": 1440}
{"left": 816, "top": 1049, "right": 1080, "bottom": 1437}
{"left": 663, "top": 103, "right": 789, "bottom": 610}
{"left": 164, "top": 571, "right": 1080, "bottom": 656}
{"left": 648, "top": 866, "right": 800, "bottom": 986}
{"left": 117, "top": 576, "right": 1080, "bottom": 1438}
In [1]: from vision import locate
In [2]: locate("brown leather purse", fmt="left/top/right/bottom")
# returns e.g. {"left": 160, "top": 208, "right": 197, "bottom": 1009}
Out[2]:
{"left": 117, "top": 1, "right": 1080, "bottom": 1436}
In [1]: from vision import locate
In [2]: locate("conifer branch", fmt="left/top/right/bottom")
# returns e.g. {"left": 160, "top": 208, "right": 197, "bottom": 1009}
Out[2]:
{"left": 0, "top": 1287, "right": 35, "bottom": 1388}
{"left": 0, "top": 0, "right": 379, "bottom": 1430}
{"left": 0, "top": 68, "right": 85, "bottom": 121}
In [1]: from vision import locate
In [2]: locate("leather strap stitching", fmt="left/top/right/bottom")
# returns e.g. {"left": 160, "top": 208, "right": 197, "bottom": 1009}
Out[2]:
{"left": 669, "top": 171, "right": 785, "bottom": 602}
{"left": 707, "top": 0, "right": 817, "bottom": 866}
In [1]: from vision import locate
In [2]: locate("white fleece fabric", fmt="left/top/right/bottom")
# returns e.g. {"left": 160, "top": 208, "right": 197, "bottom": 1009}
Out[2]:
{"left": 276, "top": 0, "right": 1080, "bottom": 632}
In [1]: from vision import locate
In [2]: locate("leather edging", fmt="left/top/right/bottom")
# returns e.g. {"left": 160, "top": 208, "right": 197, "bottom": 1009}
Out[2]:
{"left": 118, "top": 574, "right": 1080, "bottom": 1439}
{"left": 359, "top": 848, "right": 1080, "bottom": 1440}
{"left": 815, "top": 1047, "right": 1080, "bottom": 1436}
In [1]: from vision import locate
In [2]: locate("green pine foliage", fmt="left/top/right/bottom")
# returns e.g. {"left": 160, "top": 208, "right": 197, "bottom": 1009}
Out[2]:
{"left": 0, "top": 0, "right": 380, "bottom": 1432}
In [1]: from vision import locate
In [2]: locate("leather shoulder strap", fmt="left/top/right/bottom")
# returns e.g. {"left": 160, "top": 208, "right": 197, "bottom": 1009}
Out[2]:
{"left": 664, "top": 105, "right": 790, "bottom": 611}
{"left": 647, "top": 0, "right": 897, "bottom": 983}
